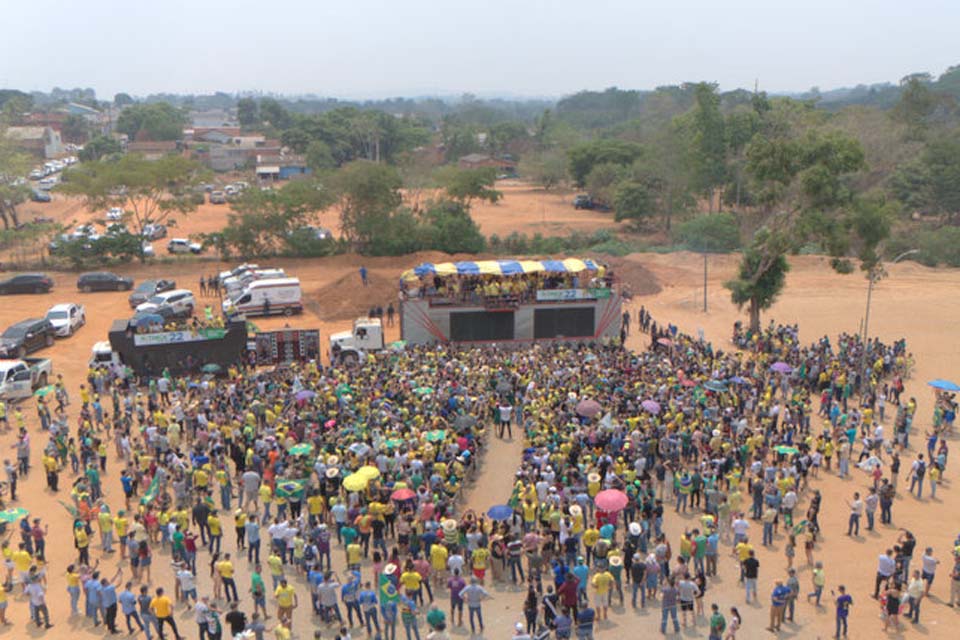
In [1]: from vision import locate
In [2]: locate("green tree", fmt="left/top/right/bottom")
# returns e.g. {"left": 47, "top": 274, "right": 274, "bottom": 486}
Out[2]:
{"left": 280, "top": 128, "right": 311, "bottom": 154}
{"left": 419, "top": 199, "right": 486, "bottom": 253}
{"left": 584, "top": 162, "right": 626, "bottom": 207}
{"left": 519, "top": 149, "right": 568, "bottom": 191}
{"left": 687, "top": 82, "right": 727, "bottom": 209}
{"left": 113, "top": 93, "right": 135, "bottom": 107}
{"left": 725, "top": 230, "right": 791, "bottom": 331}
{"left": 237, "top": 98, "right": 259, "bottom": 128}
{"left": 62, "top": 114, "right": 90, "bottom": 142}
{"left": 891, "top": 75, "right": 936, "bottom": 138}
{"left": 0, "top": 127, "right": 31, "bottom": 229}
{"left": 259, "top": 98, "right": 292, "bottom": 129}
{"left": 567, "top": 139, "right": 643, "bottom": 187}
{"left": 305, "top": 140, "right": 336, "bottom": 172}
{"left": 78, "top": 135, "right": 122, "bottom": 162}
{"left": 116, "top": 102, "right": 186, "bottom": 141}
{"left": 890, "top": 134, "right": 960, "bottom": 222}
{"left": 334, "top": 161, "right": 403, "bottom": 249}
{"left": 60, "top": 154, "right": 208, "bottom": 262}
{"left": 613, "top": 180, "right": 656, "bottom": 227}
{"left": 438, "top": 167, "right": 502, "bottom": 206}
{"left": 727, "top": 129, "right": 866, "bottom": 330}
{"left": 674, "top": 212, "right": 740, "bottom": 252}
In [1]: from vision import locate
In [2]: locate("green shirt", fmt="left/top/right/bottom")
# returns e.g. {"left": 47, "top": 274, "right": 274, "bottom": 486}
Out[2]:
{"left": 251, "top": 572, "right": 265, "bottom": 597}
{"left": 172, "top": 530, "right": 185, "bottom": 551}
{"left": 710, "top": 612, "right": 726, "bottom": 633}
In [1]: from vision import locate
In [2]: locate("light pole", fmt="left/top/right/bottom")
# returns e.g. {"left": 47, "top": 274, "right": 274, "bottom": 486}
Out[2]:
{"left": 859, "top": 249, "right": 918, "bottom": 391}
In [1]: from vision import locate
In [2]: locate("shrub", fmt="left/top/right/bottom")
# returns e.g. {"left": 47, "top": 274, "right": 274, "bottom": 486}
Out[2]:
{"left": 674, "top": 212, "right": 740, "bottom": 253}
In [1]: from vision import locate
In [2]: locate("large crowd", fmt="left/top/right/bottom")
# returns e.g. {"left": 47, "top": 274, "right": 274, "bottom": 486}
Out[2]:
{"left": 1, "top": 306, "right": 956, "bottom": 640}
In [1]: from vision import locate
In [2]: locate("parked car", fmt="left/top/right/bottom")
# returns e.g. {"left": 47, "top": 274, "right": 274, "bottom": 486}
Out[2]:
{"left": 0, "top": 318, "right": 57, "bottom": 358}
{"left": 167, "top": 238, "right": 202, "bottom": 254}
{"left": 209, "top": 191, "right": 226, "bottom": 204}
{"left": 105, "top": 207, "right": 124, "bottom": 221}
{"left": 45, "top": 302, "right": 86, "bottom": 337}
{"left": 142, "top": 223, "right": 167, "bottom": 240}
{"left": 77, "top": 272, "right": 134, "bottom": 292}
{"left": 128, "top": 279, "right": 177, "bottom": 308}
{"left": 218, "top": 263, "right": 259, "bottom": 285}
{"left": 136, "top": 289, "right": 196, "bottom": 317}
{"left": 0, "top": 273, "right": 53, "bottom": 295}
{"left": 142, "top": 242, "right": 155, "bottom": 257}
{"left": 28, "top": 169, "right": 44, "bottom": 180}
{"left": 131, "top": 303, "right": 180, "bottom": 324}
{"left": 30, "top": 189, "right": 51, "bottom": 203}
{"left": 573, "top": 195, "right": 594, "bottom": 210}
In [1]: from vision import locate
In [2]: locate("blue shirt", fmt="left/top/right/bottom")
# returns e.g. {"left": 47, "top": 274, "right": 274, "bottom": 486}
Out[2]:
{"left": 245, "top": 520, "right": 260, "bottom": 543}
{"left": 772, "top": 585, "right": 791, "bottom": 606}
{"left": 358, "top": 589, "right": 378, "bottom": 609}
{"left": 572, "top": 564, "right": 589, "bottom": 589}
{"left": 119, "top": 590, "right": 138, "bottom": 614}
{"left": 101, "top": 584, "right": 118, "bottom": 607}
{"left": 85, "top": 579, "right": 102, "bottom": 605}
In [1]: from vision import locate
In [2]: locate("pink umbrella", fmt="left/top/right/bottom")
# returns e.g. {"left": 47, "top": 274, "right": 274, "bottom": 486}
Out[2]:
{"left": 594, "top": 489, "right": 629, "bottom": 512}
{"left": 681, "top": 378, "right": 696, "bottom": 387}
{"left": 576, "top": 399, "right": 602, "bottom": 418}
{"left": 391, "top": 488, "right": 416, "bottom": 501}
{"left": 641, "top": 400, "right": 661, "bottom": 415}
{"left": 657, "top": 337, "right": 674, "bottom": 347}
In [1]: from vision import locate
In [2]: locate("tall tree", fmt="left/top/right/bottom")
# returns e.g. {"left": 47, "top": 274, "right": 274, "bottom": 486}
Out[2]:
{"left": 334, "top": 161, "right": 403, "bottom": 249}
{"left": 116, "top": 102, "right": 187, "bottom": 141}
{"left": 237, "top": 98, "right": 259, "bottom": 128}
{"left": 688, "top": 82, "right": 727, "bottom": 209}
{"left": 60, "top": 154, "right": 208, "bottom": 262}
{"left": 437, "top": 167, "right": 502, "bottom": 207}
{"left": 0, "top": 126, "right": 31, "bottom": 229}
{"left": 113, "top": 93, "right": 135, "bottom": 107}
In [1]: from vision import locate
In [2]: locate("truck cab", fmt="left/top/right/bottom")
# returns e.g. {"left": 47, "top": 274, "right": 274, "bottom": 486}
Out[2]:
{"left": 0, "top": 358, "right": 51, "bottom": 400}
{"left": 329, "top": 317, "right": 384, "bottom": 364}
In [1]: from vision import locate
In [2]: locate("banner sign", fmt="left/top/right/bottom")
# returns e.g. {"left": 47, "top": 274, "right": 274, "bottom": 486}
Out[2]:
{"left": 536, "top": 288, "right": 612, "bottom": 302}
{"left": 133, "top": 327, "right": 227, "bottom": 346}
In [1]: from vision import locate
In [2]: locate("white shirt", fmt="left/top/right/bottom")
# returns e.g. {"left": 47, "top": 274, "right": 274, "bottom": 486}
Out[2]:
{"left": 732, "top": 519, "right": 750, "bottom": 536}
{"left": 447, "top": 554, "right": 465, "bottom": 574}
{"left": 922, "top": 554, "right": 938, "bottom": 575}
{"left": 177, "top": 570, "right": 196, "bottom": 592}
{"left": 878, "top": 554, "right": 896, "bottom": 577}
{"left": 25, "top": 582, "right": 45, "bottom": 606}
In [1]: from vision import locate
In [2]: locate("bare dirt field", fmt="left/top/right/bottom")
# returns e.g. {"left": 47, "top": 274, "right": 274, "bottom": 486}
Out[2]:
{"left": 1, "top": 190, "right": 958, "bottom": 640}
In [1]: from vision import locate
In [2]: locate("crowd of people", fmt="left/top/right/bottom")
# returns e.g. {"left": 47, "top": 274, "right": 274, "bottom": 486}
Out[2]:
{"left": 0, "top": 304, "right": 955, "bottom": 640}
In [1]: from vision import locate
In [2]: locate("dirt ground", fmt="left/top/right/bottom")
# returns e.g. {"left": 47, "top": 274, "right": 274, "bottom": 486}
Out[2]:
{"left": 0, "top": 240, "right": 957, "bottom": 638}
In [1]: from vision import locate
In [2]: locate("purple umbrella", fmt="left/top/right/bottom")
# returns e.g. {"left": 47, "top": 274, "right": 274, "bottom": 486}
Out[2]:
{"left": 641, "top": 400, "right": 661, "bottom": 415}
{"left": 295, "top": 390, "right": 317, "bottom": 401}
{"left": 770, "top": 362, "right": 793, "bottom": 374}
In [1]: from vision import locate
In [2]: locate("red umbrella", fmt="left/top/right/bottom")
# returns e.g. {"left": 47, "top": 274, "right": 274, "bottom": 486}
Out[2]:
{"left": 657, "top": 337, "right": 674, "bottom": 347}
{"left": 576, "top": 399, "right": 602, "bottom": 418}
{"left": 681, "top": 378, "right": 696, "bottom": 387}
{"left": 594, "top": 489, "right": 629, "bottom": 512}
{"left": 391, "top": 488, "right": 416, "bottom": 501}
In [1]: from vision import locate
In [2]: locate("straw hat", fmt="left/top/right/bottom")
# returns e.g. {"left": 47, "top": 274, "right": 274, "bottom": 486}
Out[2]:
{"left": 628, "top": 522, "right": 642, "bottom": 536}
{"left": 569, "top": 505, "right": 582, "bottom": 517}
{"left": 608, "top": 555, "right": 623, "bottom": 567}
{"left": 441, "top": 519, "right": 458, "bottom": 534}
{"left": 325, "top": 468, "right": 340, "bottom": 479}
{"left": 326, "top": 455, "right": 340, "bottom": 466}
{"left": 383, "top": 563, "right": 398, "bottom": 576}
{"left": 587, "top": 473, "right": 600, "bottom": 484}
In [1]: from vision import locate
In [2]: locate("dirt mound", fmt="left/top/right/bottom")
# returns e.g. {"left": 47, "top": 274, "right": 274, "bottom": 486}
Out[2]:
{"left": 309, "top": 268, "right": 399, "bottom": 321}
{"left": 607, "top": 256, "right": 661, "bottom": 297}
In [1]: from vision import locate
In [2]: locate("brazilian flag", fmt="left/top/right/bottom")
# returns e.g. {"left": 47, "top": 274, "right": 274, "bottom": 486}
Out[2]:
{"left": 275, "top": 479, "right": 306, "bottom": 501}
{"left": 140, "top": 474, "right": 160, "bottom": 505}
{"left": 379, "top": 573, "right": 398, "bottom": 603}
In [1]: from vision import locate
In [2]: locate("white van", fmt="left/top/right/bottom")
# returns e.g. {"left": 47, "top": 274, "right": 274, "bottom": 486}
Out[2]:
{"left": 223, "top": 268, "right": 286, "bottom": 296}
{"left": 223, "top": 277, "right": 302, "bottom": 317}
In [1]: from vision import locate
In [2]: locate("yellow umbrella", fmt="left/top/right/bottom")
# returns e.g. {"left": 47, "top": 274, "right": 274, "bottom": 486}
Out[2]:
{"left": 356, "top": 465, "right": 381, "bottom": 480}
{"left": 342, "top": 474, "right": 369, "bottom": 492}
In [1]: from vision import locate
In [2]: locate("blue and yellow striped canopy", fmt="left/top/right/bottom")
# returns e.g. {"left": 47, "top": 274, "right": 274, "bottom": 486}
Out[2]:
{"left": 402, "top": 258, "right": 602, "bottom": 281}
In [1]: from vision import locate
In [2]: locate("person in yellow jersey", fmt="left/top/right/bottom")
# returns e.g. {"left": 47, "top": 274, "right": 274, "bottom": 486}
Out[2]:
{"left": 97, "top": 504, "right": 115, "bottom": 553}
{"left": 234, "top": 509, "right": 247, "bottom": 550}
{"left": 274, "top": 578, "right": 297, "bottom": 630}
{"left": 114, "top": 510, "right": 129, "bottom": 560}
{"left": 65, "top": 563, "right": 82, "bottom": 615}
{"left": 73, "top": 523, "right": 90, "bottom": 566}
{"left": 217, "top": 552, "right": 239, "bottom": 602}
{"left": 267, "top": 551, "right": 284, "bottom": 590}
{"left": 592, "top": 566, "right": 615, "bottom": 620}
{"left": 207, "top": 511, "right": 223, "bottom": 554}
{"left": 11, "top": 542, "right": 31, "bottom": 590}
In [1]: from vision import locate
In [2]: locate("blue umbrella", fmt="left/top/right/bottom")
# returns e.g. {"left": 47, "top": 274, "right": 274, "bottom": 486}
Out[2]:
{"left": 131, "top": 313, "right": 164, "bottom": 328}
{"left": 704, "top": 380, "right": 727, "bottom": 392}
{"left": 928, "top": 379, "right": 960, "bottom": 392}
{"left": 728, "top": 376, "right": 749, "bottom": 385}
{"left": 487, "top": 505, "right": 514, "bottom": 521}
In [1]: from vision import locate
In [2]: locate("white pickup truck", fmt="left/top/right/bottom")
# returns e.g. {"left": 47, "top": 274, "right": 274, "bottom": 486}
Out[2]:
{"left": 0, "top": 357, "right": 52, "bottom": 400}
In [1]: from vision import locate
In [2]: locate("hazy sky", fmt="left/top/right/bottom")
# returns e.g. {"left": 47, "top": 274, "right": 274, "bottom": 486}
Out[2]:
{"left": 2, "top": 0, "right": 957, "bottom": 99}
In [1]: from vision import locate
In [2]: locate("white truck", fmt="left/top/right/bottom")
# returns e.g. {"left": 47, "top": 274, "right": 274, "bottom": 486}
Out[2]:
{"left": 329, "top": 317, "right": 385, "bottom": 364}
{"left": 0, "top": 357, "right": 52, "bottom": 400}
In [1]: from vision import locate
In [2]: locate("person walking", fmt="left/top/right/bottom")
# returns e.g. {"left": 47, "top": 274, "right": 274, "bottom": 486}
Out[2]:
{"left": 359, "top": 266, "right": 368, "bottom": 286}
{"left": 906, "top": 570, "right": 924, "bottom": 624}
{"left": 833, "top": 585, "right": 852, "bottom": 639}
{"left": 659, "top": 579, "right": 680, "bottom": 635}
{"left": 459, "top": 578, "right": 490, "bottom": 635}
{"left": 768, "top": 580, "right": 790, "bottom": 632}
{"left": 151, "top": 587, "right": 182, "bottom": 640}
{"left": 25, "top": 576, "right": 53, "bottom": 629}
{"left": 708, "top": 603, "right": 726, "bottom": 640}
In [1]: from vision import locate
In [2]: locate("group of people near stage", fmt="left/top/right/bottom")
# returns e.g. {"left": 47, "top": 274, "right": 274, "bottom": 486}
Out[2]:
{"left": 3, "top": 306, "right": 956, "bottom": 640}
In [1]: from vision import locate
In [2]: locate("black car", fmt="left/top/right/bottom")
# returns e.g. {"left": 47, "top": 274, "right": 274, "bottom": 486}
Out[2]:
{"left": 0, "top": 318, "right": 56, "bottom": 358}
{"left": 0, "top": 273, "right": 54, "bottom": 295}
{"left": 573, "top": 195, "right": 594, "bottom": 210}
{"left": 128, "top": 279, "right": 177, "bottom": 308}
{"left": 77, "top": 272, "right": 134, "bottom": 292}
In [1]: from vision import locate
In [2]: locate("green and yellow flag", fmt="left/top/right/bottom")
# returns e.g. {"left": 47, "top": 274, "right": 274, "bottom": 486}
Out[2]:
{"left": 379, "top": 573, "right": 398, "bottom": 604}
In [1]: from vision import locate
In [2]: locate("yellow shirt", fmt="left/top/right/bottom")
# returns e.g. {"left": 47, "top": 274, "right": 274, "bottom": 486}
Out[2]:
{"left": 347, "top": 543, "right": 362, "bottom": 566}
{"left": 12, "top": 549, "right": 31, "bottom": 572}
{"left": 735, "top": 542, "right": 753, "bottom": 562}
{"left": 275, "top": 585, "right": 296, "bottom": 607}
{"left": 114, "top": 516, "right": 128, "bottom": 536}
{"left": 471, "top": 548, "right": 490, "bottom": 569}
{"left": 74, "top": 529, "right": 89, "bottom": 550}
{"left": 268, "top": 554, "right": 284, "bottom": 576}
{"left": 151, "top": 595, "right": 173, "bottom": 618}
{"left": 216, "top": 560, "right": 234, "bottom": 579}
{"left": 592, "top": 571, "right": 614, "bottom": 594}
{"left": 430, "top": 544, "right": 449, "bottom": 571}
{"left": 66, "top": 571, "right": 81, "bottom": 587}
{"left": 259, "top": 485, "right": 272, "bottom": 504}
{"left": 400, "top": 571, "right": 422, "bottom": 590}
{"left": 207, "top": 515, "right": 222, "bottom": 536}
